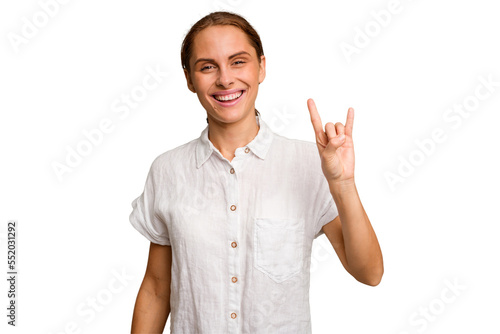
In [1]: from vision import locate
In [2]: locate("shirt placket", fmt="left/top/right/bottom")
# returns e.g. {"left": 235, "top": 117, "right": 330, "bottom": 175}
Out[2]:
{"left": 226, "top": 145, "right": 251, "bottom": 333}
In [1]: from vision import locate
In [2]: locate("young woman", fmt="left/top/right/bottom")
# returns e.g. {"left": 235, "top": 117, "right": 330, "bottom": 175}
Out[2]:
{"left": 129, "top": 11, "right": 383, "bottom": 333}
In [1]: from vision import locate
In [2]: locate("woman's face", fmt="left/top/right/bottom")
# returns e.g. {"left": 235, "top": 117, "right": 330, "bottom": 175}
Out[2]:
{"left": 185, "top": 25, "right": 266, "bottom": 124}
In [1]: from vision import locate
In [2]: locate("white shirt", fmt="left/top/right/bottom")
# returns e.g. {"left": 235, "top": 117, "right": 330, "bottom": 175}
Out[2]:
{"left": 129, "top": 114, "right": 339, "bottom": 334}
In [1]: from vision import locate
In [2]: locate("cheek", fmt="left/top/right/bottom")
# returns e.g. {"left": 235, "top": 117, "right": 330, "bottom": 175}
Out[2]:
{"left": 240, "top": 69, "right": 260, "bottom": 87}
{"left": 192, "top": 74, "right": 212, "bottom": 91}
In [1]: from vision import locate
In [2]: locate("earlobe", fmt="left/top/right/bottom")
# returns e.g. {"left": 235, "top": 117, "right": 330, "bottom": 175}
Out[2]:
{"left": 259, "top": 55, "right": 266, "bottom": 84}
{"left": 183, "top": 69, "right": 196, "bottom": 93}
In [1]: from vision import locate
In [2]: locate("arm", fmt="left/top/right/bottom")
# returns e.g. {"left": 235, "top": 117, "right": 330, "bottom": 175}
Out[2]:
{"left": 322, "top": 181, "right": 383, "bottom": 286}
{"left": 131, "top": 242, "right": 172, "bottom": 333}
{"left": 307, "top": 99, "right": 383, "bottom": 286}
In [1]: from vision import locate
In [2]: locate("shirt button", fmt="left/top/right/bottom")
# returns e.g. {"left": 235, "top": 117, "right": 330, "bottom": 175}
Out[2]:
{"left": 230, "top": 205, "right": 236, "bottom": 211}
{"left": 244, "top": 147, "right": 250, "bottom": 153}
{"left": 231, "top": 242, "right": 237, "bottom": 248}
{"left": 230, "top": 168, "right": 235, "bottom": 174}
{"left": 231, "top": 277, "right": 238, "bottom": 283}
{"left": 231, "top": 312, "right": 237, "bottom": 319}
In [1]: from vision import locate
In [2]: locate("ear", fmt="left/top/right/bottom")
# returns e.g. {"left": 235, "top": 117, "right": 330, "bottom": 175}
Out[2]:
{"left": 184, "top": 68, "right": 196, "bottom": 93}
{"left": 258, "top": 55, "right": 266, "bottom": 84}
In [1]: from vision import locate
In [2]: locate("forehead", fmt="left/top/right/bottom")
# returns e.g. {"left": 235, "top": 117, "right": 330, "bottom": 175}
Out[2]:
{"left": 191, "top": 25, "right": 256, "bottom": 60}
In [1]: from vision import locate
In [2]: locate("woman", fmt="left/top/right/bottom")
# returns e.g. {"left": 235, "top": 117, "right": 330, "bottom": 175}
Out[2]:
{"left": 129, "top": 11, "right": 383, "bottom": 333}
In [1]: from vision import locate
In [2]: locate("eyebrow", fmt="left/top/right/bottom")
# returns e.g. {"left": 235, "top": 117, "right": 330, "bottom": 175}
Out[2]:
{"left": 193, "top": 51, "right": 251, "bottom": 67}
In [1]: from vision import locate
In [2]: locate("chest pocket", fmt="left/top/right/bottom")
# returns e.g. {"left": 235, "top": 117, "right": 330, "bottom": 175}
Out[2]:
{"left": 253, "top": 217, "right": 305, "bottom": 283}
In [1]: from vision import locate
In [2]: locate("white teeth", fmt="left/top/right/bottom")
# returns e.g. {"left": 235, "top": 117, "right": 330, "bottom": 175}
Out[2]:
{"left": 214, "top": 91, "right": 243, "bottom": 102}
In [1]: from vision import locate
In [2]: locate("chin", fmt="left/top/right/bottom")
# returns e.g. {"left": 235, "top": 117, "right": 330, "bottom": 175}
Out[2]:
{"left": 207, "top": 106, "right": 253, "bottom": 124}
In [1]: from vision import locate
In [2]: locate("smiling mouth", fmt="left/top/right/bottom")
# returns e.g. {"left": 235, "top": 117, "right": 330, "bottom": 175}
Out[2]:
{"left": 212, "top": 90, "right": 244, "bottom": 102}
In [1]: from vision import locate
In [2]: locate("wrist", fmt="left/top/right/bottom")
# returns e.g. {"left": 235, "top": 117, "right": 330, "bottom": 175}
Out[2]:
{"left": 328, "top": 178, "right": 356, "bottom": 196}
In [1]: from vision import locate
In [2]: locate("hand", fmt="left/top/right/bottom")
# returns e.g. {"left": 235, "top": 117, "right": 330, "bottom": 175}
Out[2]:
{"left": 307, "top": 98, "right": 355, "bottom": 184}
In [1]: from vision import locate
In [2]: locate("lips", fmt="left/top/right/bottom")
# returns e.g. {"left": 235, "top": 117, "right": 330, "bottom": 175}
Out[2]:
{"left": 213, "top": 90, "right": 243, "bottom": 101}
{"left": 211, "top": 89, "right": 245, "bottom": 106}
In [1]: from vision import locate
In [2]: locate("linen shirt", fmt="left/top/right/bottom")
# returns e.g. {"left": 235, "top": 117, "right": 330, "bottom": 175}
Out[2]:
{"left": 129, "top": 114, "right": 339, "bottom": 334}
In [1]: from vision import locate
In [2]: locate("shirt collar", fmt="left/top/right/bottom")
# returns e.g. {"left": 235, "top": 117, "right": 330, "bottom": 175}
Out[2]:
{"left": 195, "top": 114, "right": 274, "bottom": 169}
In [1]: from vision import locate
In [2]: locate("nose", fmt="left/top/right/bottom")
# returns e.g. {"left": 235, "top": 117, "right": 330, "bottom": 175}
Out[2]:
{"left": 216, "top": 66, "right": 234, "bottom": 87}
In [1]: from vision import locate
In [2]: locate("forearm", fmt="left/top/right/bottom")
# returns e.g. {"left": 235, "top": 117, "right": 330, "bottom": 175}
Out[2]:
{"left": 131, "top": 276, "right": 170, "bottom": 333}
{"left": 329, "top": 179, "right": 383, "bottom": 285}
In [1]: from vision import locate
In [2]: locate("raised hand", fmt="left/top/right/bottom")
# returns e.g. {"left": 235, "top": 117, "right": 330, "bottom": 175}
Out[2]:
{"left": 307, "top": 98, "right": 355, "bottom": 184}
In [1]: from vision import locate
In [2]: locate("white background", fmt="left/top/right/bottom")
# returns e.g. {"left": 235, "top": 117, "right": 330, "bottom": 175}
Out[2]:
{"left": 1, "top": 0, "right": 499, "bottom": 333}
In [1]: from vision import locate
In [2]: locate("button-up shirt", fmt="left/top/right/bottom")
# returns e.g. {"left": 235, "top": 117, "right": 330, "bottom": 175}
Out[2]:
{"left": 129, "top": 114, "right": 339, "bottom": 333}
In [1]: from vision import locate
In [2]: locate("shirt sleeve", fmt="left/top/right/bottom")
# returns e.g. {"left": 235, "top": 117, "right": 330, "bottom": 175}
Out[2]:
{"left": 313, "top": 172, "right": 339, "bottom": 240}
{"left": 129, "top": 158, "right": 171, "bottom": 246}
{"left": 314, "top": 195, "right": 338, "bottom": 239}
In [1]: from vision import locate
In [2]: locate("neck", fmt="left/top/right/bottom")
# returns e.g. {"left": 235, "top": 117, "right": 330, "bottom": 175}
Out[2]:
{"left": 207, "top": 111, "right": 259, "bottom": 162}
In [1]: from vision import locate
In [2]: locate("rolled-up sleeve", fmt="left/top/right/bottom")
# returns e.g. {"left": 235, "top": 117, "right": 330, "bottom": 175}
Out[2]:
{"left": 314, "top": 195, "right": 338, "bottom": 239}
{"left": 313, "top": 165, "right": 339, "bottom": 240}
{"left": 129, "top": 159, "right": 171, "bottom": 246}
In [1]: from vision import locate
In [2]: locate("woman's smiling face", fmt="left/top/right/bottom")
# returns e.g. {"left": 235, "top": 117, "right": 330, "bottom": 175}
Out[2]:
{"left": 184, "top": 25, "right": 266, "bottom": 124}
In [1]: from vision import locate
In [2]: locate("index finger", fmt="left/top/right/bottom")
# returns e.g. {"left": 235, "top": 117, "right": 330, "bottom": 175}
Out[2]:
{"left": 307, "top": 98, "right": 324, "bottom": 135}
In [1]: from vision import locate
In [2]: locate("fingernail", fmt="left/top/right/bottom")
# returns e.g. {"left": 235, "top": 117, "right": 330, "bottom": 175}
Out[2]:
{"left": 338, "top": 134, "right": 345, "bottom": 140}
